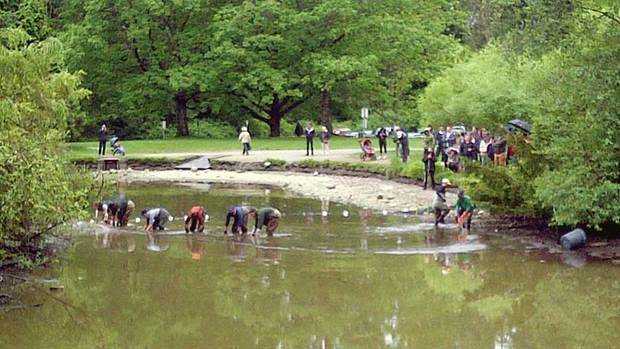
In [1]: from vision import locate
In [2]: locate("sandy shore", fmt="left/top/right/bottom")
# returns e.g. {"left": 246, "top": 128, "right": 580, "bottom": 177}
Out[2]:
{"left": 121, "top": 169, "right": 456, "bottom": 214}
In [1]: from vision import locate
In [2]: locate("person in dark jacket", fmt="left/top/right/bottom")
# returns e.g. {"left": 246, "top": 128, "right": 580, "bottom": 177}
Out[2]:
{"left": 250, "top": 207, "right": 282, "bottom": 236}
{"left": 459, "top": 134, "right": 478, "bottom": 161}
{"left": 98, "top": 124, "right": 108, "bottom": 156}
{"left": 376, "top": 127, "right": 388, "bottom": 158}
{"left": 224, "top": 206, "right": 254, "bottom": 235}
{"left": 422, "top": 146, "right": 437, "bottom": 190}
{"left": 294, "top": 122, "right": 303, "bottom": 137}
{"left": 395, "top": 127, "right": 409, "bottom": 162}
{"left": 115, "top": 193, "right": 135, "bottom": 227}
{"left": 305, "top": 123, "right": 315, "bottom": 156}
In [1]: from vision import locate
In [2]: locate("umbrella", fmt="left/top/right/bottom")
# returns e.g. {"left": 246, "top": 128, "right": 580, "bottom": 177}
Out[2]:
{"left": 506, "top": 119, "right": 531, "bottom": 134}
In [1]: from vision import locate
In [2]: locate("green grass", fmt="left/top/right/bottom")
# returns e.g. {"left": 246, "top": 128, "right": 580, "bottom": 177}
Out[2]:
{"left": 65, "top": 137, "right": 424, "bottom": 160}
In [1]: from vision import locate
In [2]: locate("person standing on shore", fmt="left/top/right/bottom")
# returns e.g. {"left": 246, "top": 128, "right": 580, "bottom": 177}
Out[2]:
{"left": 320, "top": 126, "right": 330, "bottom": 155}
{"left": 98, "top": 124, "right": 108, "bottom": 156}
{"left": 376, "top": 127, "right": 388, "bottom": 159}
{"left": 305, "top": 123, "right": 315, "bottom": 156}
{"left": 238, "top": 126, "right": 251, "bottom": 155}
{"left": 422, "top": 146, "right": 437, "bottom": 190}
{"left": 395, "top": 127, "right": 409, "bottom": 162}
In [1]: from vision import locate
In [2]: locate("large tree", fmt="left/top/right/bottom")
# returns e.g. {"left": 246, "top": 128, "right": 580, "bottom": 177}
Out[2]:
{"left": 207, "top": 0, "right": 464, "bottom": 136}
{"left": 60, "top": 0, "right": 230, "bottom": 137}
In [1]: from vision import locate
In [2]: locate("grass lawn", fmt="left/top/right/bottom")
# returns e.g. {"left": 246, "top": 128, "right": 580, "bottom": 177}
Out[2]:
{"left": 65, "top": 137, "right": 424, "bottom": 160}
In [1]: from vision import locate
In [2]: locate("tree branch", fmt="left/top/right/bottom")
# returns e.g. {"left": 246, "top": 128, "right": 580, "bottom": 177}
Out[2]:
{"left": 581, "top": 6, "right": 620, "bottom": 25}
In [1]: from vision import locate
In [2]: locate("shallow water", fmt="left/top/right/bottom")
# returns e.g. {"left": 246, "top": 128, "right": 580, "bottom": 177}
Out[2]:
{"left": 1, "top": 183, "right": 619, "bottom": 348}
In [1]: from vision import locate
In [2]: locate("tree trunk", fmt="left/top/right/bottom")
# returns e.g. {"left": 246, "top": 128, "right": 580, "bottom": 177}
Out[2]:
{"left": 175, "top": 91, "right": 190, "bottom": 136}
{"left": 320, "top": 89, "right": 333, "bottom": 133}
{"left": 268, "top": 112, "right": 281, "bottom": 137}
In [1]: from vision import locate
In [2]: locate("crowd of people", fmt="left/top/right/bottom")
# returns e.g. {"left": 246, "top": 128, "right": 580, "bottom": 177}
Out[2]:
{"left": 95, "top": 195, "right": 282, "bottom": 237}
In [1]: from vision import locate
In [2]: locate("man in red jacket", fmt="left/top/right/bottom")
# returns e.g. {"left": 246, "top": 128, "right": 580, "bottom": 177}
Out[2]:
{"left": 185, "top": 206, "right": 206, "bottom": 233}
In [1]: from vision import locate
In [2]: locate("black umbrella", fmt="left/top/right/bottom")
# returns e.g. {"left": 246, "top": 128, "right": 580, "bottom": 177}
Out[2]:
{"left": 506, "top": 119, "right": 531, "bottom": 134}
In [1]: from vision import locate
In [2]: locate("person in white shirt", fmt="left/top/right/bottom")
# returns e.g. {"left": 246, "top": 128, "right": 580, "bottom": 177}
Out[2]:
{"left": 238, "top": 126, "right": 251, "bottom": 155}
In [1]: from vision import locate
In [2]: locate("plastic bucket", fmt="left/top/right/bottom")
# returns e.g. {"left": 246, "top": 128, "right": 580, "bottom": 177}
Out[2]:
{"left": 560, "top": 228, "right": 587, "bottom": 250}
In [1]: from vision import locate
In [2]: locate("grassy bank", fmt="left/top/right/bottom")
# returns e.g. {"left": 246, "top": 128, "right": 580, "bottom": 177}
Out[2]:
{"left": 65, "top": 137, "right": 424, "bottom": 161}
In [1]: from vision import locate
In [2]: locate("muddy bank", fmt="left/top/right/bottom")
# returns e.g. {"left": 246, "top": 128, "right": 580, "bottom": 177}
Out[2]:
{"left": 120, "top": 169, "right": 457, "bottom": 215}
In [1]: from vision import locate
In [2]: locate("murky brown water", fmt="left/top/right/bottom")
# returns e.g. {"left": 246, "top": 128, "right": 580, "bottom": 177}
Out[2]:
{"left": 1, "top": 183, "right": 618, "bottom": 348}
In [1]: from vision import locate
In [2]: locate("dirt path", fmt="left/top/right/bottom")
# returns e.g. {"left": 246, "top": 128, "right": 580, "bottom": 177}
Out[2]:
{"left": 129, "top": 148, "right": 424, "bottom": 164}
{"left": 121, "top": 169, "right": 455, "bottom": 214}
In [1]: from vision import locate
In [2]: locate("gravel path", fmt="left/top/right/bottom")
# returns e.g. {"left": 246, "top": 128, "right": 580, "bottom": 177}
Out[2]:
{"left": 121, "top": 169, "right": 455, "bottom": 214}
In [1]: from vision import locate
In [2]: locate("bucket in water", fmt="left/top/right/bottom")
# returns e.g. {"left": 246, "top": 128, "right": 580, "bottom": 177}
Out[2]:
{"left": 560, "top": 228, "right": 587, "bottom": 250}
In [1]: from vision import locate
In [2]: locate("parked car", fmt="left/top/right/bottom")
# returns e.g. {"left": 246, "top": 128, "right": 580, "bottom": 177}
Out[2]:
{"left": 452, "top": 125, "right": 466, "bottom": 135}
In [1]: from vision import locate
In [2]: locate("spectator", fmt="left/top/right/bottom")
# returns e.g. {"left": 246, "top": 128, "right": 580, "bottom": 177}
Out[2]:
{"left": 422, "top": 146, "right": 437, "bottom": 190}
{"left": 395, "top": 127, "right": 409, "bottom": 162}
{"left": 493, "top": 135, "right": 508, "bottom": 166}
{"left": 445, "top": 126, "right": 456, "bottom": 147}
{"left": 479, "top": 132, "right": 491, "bottom": 165}
{"left": 305, "top": 123, "right": 315, "bottom": 156}
{"left": 423, "top": 127, "right": 435, "bottom": 149}
{"left": 447, "top": 148, "right": 460, "bottom": 172}
{"left": 459, "top": 133, "right": 478, "bottom": 161}
{"left": 376, "top": 127, "right": 388, "bottom": 158}
{"left": 238, "top": 126, "right": 251, "bottom": 155}
{"left": 320, "top": 126, "right": 330, "bottom": 155}
{"left": 98, "top": 124, "right": 108, "bottom": 156}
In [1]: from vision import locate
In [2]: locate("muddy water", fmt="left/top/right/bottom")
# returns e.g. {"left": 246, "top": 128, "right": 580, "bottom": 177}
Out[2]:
{"left": 1, "top": 183, "right": 619, "bottom": 348}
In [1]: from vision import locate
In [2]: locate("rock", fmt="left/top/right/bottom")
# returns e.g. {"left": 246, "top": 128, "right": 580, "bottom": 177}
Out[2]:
{"left": 190, "top": 166, "right": 198, "bottom": 172}
{"left": 612, "top": 260, "right": 620, "bottom": 265}
{"left": 387, "top": 196, "right": 395, "bottom": 200}
{"left": 313, "top": 171, "right": 319, "bottom": 176}
{"left": 342, "top": 210, "right": 349, "bottom": 217}
{"left": 326, "top": 185, "right": 336, "bottom": 190}
{"left": 264, "top": 161, "right": 272, "bottom": 168}
{"left": 377, "top": 194, "right": 384, "bottom": 200}
{"left": 589, "top": 242, "right": 608, "bottom": 248}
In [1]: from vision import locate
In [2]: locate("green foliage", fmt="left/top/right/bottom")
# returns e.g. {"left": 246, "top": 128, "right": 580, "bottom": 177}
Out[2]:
{"left": 0, "top": 28, "right": 92, "bottom": 267}
{"left": 527, "top": 14, "right": 620, "bottom": 228}
{"left": 419, "top": 46, "right": 534, "bottom": 129}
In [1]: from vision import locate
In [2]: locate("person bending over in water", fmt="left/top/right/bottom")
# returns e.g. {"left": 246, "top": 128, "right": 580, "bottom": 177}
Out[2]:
{"left": 142, "top": 208, "right": 171, "bottom": 232}
{"left": 250, "top": 207, "right": 282, "bottom": 236}
{"left": 433, "top": 178, "right": 452, "bottom": 226}
{"left": 455, "top": 189, "right": 475, "bottom": 237}
{"left": 185, "top": 206, "right": 206, "bottom": 233}
{"left": 94, "top": 200, "right": 117, "bottom": 225}
{"left": 115, "top": 194, "right": 135, "bottom": 227}
{"left": 224, "top": 206, "right": 255, "bottom": 235}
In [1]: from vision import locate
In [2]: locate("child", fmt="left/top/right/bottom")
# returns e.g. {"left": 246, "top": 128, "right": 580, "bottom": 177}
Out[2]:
{"left": 320, "top": 126, "right": 330, "bottom": 155}
{"left": 238, "top": 127, "right": 251, "bottom": 155}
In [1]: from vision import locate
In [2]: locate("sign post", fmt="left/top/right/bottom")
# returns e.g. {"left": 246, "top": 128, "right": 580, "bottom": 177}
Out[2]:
{"left": 361, "top": 107, "right": 369, "bottom": 130}
{"left": 161, "top": 120, "right": 167, "bottom": 139}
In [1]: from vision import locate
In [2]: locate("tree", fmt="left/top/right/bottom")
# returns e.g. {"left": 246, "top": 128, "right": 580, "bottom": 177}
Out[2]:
{"left": 206, "top": 0, "right": 465, "bottom": 136}
{"left": 59, "top": 0, "right": 229, "bottom": 137}
{"left": 0, "top": 28, "right": 91, "bottom": 266}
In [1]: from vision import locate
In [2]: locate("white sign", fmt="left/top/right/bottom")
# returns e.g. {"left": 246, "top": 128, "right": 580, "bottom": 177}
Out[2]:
{"left": 361, "top": 107, "right": 369, "bottom": 119}
{"left": 161, "top": 120, "right": 167, "bottom": 129}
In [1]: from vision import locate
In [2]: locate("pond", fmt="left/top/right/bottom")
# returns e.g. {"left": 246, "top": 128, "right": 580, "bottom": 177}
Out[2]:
{"left": 1, "top": 183, "right": 619, "bottom": 348}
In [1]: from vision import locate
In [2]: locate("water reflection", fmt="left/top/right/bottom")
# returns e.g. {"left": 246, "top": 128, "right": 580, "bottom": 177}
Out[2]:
{"left": 2, "top": 183, "right": 619, "bottom": 349}
{"left": 185, "top": 234, "right": 206, "bottom": 260}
